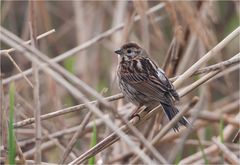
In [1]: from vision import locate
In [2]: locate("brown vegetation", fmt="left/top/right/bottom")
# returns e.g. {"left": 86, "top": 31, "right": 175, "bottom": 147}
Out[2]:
{"left": 0, "top": 1, "right": 239, "bottom": 164}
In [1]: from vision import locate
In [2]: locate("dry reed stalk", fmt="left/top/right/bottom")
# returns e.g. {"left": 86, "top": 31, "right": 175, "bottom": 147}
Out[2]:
{"left": 175, "top": 139, "right": 239, "bottom": 150}
{"left": 130, "top": 96, "right": 199, "bottom": 164}
{"left": 18, "top": 116, "right": 105, "bottom": 148}
{"left": 111, "top": 1, "right": 128, "bottom": 44}
{"left": 190, "top": 111, "right": 239, "bottom": 127}
{"left": 12, "top": 50, "right": 239, "bottom": 164}
{"left": 169, "top": 90, "right": 207, "bottom": 163}
{"left": 232, "top": 131, "right": 239, "bottom": 143}
{"left": 194, "top": 55, "right": 240, "bottom": 75}
{"left": 166, "top": 27, "right": 185, "bottom": 76}
{"left": 1, "top": 26, "right": 113, "bottom": 110}
{"left": 11, "top": 57, "right": 236, "bottom": 162}
{"left": 13, "top": 93, "right": 76, "bottom": 160}
{"left": 0, "top": 29, "right": 55, "bottom": 55}
{"left": 179, "top": 113, "right": 240, "bottom": 164}
{"left": 217, "top": 100, "right": 240, "bottom": 115}
{"left": 13, "top": 93, "right": 123, "bottom": 128}
{"left": 212, "top": 92, "right": 239, "bottom": 110}
{"left": 79, "top": 84, "right": 236, "bottom": 162}
{"left": 0, "top": 27, "right": 155, "bottom": 165}
{"left": 173, "top": 26, "right": 240, "bottom": 89}
{"left": 67, "top": 107, "right": 156, "bottom": 164}
{"left": 0, "top": 79, "right": 5, "bottom": 163}
{"left": 69, "top": 104, "right": 168, "bottom": 164}
{"left": 73, "top": 1, "right": 88, "bottom": 83}
{"left": 74, "top": 98, "right": 201, "bottom": 164}
{"left": 15, "top": 141, "right": 26, "bottom": 164}
{"left": 106, "top": 152, "right": 133, "bottom": 164}
{"left": 159, "top": 121, "right": 208, "bottom": 144}
{"left": 162, "top": 34, "right": 178, "bottom": 71}
{"left": 1, "top": 101, "right": 9, "bottom": 163}
{"left": 1, "top": 2, "right": 238, "bottom": 164}
{"left": 25, "top": 160, "right": 57, "bottom": 165}
{"left": 212, "top": 137, "right": 239, "bottom": 164}
{"left": 2, "top": 52, "right": 33, "bottom": 88}
{"left": 90, "top": 94, "right": 168, "bottom": 163}
{"left": 1, "top": 1, "right": 13, "bottom": 23}
{"left": 90, "top": 99, "right": 168, "bottom": 163}
{"left": 13, "top": 53, "right": 239, "bottom": 128}
{"left": 176, "top": 34, "right": 198, "bottom": 74}
{"left": 174, "top": 2, "right": 215, "bottom": 48}
{"left": 171, "top": 55, "right": 240, "bottom": 82}
{"left": 29, "top": 0, "right": 42, "bottom": 163}
{"left": 23, "top": 139, "right": 58, "bottom": 159}
{"left": 59, "top": 112, "right": 92, "bottom": 164}
{"left": 178, "top": 53, "right": 240, "bottom": 98}
{"left": 2, "top": 3, "right": 165, "bottom": 86}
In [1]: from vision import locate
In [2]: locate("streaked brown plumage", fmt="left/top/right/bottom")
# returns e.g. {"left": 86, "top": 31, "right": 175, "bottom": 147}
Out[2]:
{"left": 115, "top": 42, "right": 189, "bottom": 131}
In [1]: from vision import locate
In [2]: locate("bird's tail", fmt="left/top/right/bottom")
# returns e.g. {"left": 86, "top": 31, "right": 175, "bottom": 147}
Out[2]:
{"left": 161, "top": 103, "right": 189, "bottom": 132}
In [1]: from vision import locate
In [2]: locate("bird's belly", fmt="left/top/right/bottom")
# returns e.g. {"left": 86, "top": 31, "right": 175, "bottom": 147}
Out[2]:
{"left": 118, "top": 80, "right": 152, "bottom": 106}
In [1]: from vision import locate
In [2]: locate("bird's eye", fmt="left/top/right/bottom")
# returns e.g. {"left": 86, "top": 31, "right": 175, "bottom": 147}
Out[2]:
{"left": 127, "top": 49, "right": 132, "bottom": 54}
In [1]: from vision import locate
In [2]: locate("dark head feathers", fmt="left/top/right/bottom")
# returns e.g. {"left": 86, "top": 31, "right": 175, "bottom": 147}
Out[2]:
{"left": 121, "top": 42, "right": 141, "bottom": 50}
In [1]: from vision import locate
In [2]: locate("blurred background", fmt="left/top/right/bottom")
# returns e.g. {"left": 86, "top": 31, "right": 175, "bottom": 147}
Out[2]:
{"left": 1, "top": 1, "right": 239, "bottom": 164}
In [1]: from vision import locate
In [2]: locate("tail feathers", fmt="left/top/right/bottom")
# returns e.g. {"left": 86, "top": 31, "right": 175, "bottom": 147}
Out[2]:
{"left": 161, "top": 103, "right": 189, "bottom": 132}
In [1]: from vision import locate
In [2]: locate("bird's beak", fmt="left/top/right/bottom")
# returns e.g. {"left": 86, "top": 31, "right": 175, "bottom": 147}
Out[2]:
{"left": 114, "top": 49, "right": 122, "bottom": 55}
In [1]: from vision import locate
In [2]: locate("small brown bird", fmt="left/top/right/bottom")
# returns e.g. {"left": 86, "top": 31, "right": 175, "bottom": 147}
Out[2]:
{"left": 115, "top": 42, "right": 189, "bottom": 131}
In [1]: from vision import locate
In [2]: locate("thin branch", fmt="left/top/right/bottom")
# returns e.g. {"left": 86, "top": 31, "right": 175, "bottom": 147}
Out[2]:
{"left": 2, "top": 3, "right": 165, "bottom": 86}
{"left": 176, "top": 34, "right": 197, "bottom": 74}
{"left": 178, "top": 53, "right": 240, "bottom": 98}
{"left": 173, "top": 26, "right": 240, "bottom": 89}
{"left": 13, "top": 93, "right": 123, "bottom": 128}
{"left": 0, "top": 26, "right": 154, "bottom": 165}
{"left": 190, "top": 110, "right": 240, "bottom": 127}
{"left": 169, "top": 93, "right": 208, "bottom": 163}
{"left": 179, "top": 113, "right": 240, "bottom": 164}
{"left": 171, "top": 54, "right": 240, "bottom": 81}
{"left": 130, "top": 96, "right": 199, "bottom": 164}
{"left": 162, "top": 37, "right": 177, "bottom": 70}
{"left": 13, "top": 56, "right": 239, "bottom": 129}
{"left": 68, "top": 107, "right": 154, "bottom": 164}
{"left": 212, "top": 137, "right": 239, "bottom": 164}
{"left": 2, "top": 52, "right": 33, "bottom": 88}
{"left": 0, "top": 29, "right": 55, "bottom": 55}
{"left": 194, "top": 55, "right": 240, "bottom": 75}
{"left": 13, "top": 58, "right": 238, "bottom": 130}
{"left": 15, "top": 139, "right": 26, "bottom": 164}
{"left": 29, "top": 1, "right": 42, "bottom": 163}
{"left": 59, "top": 112, "right": 92, "bottom": 164}
{"left": 174, "top": 139, "right": 239, "bottom": 150}
{"left": 18, "top": 116, "right": 106, "bottom": 148}
{"left": 232, "top": 130, "right": 240, "bottom": 143}
{"left": 23, "top": 139, "right": 57, "bottom": 159}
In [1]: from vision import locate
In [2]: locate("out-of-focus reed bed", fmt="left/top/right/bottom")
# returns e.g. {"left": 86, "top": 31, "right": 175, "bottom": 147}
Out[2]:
{"left": 0, "top": 1, "right": 239, "bottom": 164}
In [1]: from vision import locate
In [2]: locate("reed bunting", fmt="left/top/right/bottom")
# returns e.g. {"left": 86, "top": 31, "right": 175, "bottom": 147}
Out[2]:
{"left": 115, "top": 42, "right": 189, "bottom": 131}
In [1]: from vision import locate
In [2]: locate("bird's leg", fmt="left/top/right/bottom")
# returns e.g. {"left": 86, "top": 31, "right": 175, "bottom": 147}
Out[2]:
{"left": 128, "top": 105, "right": 142, "bottom": 120}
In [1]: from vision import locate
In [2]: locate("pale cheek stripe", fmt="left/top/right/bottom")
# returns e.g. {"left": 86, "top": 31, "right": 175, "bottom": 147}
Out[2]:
{"left": 137, "top": 61, "right": 142, "bottom": 70}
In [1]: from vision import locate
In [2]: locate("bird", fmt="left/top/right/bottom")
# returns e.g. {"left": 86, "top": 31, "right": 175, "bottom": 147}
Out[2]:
{"left": 115, "top": 42, "right": 189, "bottom": 131}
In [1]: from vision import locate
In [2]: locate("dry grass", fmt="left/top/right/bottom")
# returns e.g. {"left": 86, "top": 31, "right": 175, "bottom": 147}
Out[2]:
{"left": 1, "top": 1, "right": 239, "bottom": 165}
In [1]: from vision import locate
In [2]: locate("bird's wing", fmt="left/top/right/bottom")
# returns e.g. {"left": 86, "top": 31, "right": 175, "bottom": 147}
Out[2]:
{"left": 156, "top": 68, "right": 179, "bottom": 100}
{"left": 120, "top": 58, "right": 178, "bottom": 105}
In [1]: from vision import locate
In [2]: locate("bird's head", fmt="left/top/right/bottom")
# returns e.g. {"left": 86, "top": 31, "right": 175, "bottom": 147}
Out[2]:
{"left": 115, "top": 42, "right": 147, "bottom": 60}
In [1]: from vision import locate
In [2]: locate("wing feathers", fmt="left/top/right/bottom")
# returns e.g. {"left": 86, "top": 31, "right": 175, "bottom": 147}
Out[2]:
{"left": 119, "top": 58, "right": 179, "bottom": 104}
